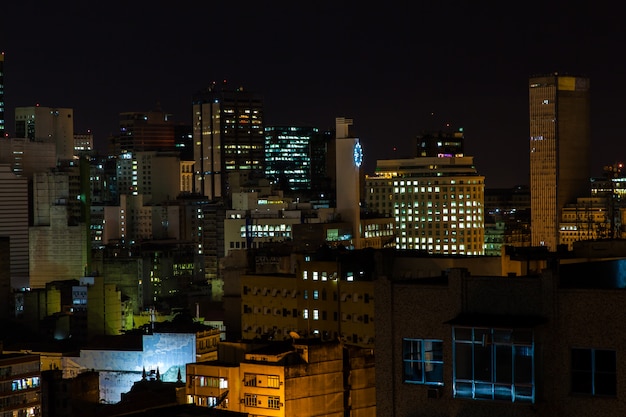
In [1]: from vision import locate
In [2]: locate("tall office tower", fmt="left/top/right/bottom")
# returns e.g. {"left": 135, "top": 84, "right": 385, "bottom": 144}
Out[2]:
{"left": 14, "top": 106, "right": 75, "bottom": 161}
{"left": 365, "top": 156, "right": 485, "bottom": 255}
{"left": 0, "top": 164, "right": 29, "bottom": 289}
{"left": 0, "top": 52, "right": 4, "bottom": 137}
{"left": 416, "top": 128, "right": 464, "bottom": 157}
{"left": 192, "top": 84, "right": 264, "bottom": 203}
{"left": 110, "top": 110, "right": 183, "bottom": 155}
{"left": 529, "top": 74, "right": 591, "bottom": 250}
{"left": 265, "top": 126, "right": 320, "bottom": 192}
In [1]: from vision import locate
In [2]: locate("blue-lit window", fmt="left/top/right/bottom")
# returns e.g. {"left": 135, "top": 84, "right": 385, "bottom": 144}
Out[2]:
{"left": 402, "top": 338, "right": 443, "bottom": 385}
{"left": 571, "top": 348, "right": 616, "bottom": 396}
{"left": 453, "top": 327, "right": 534, "bottom": 403}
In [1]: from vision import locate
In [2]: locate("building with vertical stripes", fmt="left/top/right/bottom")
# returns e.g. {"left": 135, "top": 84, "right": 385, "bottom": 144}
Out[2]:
{"left": 529, "top": 74, "right": 591, "bottom": 250}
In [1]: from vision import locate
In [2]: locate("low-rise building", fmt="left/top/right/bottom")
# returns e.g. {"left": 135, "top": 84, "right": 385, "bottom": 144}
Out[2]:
{"left": 0, "top": 353, "right": 41, "bottom": 416}
{"left": 375, "top": 255, "right": 626, "bottom": 416}
{"left": 186, "top": 339, "right": 375, "bottom": 416}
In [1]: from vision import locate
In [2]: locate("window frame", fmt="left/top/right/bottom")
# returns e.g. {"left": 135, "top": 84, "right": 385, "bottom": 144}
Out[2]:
{"left": 571, "top": 347, "right": 617, "bottom": 397}
{"left": 452, "top": 326, "right": 535, "bottom": 403}
{"left": 402, "top": 338, "right": 444, "bottom": 386}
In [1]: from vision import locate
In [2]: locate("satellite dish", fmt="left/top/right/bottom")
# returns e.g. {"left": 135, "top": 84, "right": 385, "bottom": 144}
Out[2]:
{"left": 289, "top": 331, "right": 301, "bottom": 339}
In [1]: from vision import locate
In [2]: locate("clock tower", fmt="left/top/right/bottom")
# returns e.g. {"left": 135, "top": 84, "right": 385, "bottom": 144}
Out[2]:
{"left": 335, "top": 117, "right": 362, "bottom": 248}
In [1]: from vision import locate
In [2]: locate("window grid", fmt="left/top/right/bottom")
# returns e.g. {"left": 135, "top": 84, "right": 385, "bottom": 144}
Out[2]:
{"left": 452, "top": 327, "right": 535, "bottom": 403}
{"left": 571, "top": 348, "right": 617, "bottom": 396}
{"left": 402, "top": 338, "right": 444, "bottom": 385}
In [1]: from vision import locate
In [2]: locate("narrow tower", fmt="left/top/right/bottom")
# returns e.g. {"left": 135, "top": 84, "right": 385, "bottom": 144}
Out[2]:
{"left": 529, "top": 74, "right": 591, "bottom": 250}
{"left": 335, "top": 117, "right": 363, "bottom": 249}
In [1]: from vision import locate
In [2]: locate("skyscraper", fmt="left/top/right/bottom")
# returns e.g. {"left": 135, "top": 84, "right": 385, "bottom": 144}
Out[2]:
{"left": 192, "top": 84, "right": 264, "bottom": 202}
{"left": 0, "top": 52, "right": 4, "bottom": 137}
{"left": 265, "top": 125, "right": 333, "bottom": 194}
{"left": 529, "top": 74, "right": 591, "bottom": 250}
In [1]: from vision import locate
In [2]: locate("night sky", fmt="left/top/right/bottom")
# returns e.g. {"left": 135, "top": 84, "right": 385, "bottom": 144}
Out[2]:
{"left": 2, "top": 2, "right": 625, "bottom": 188}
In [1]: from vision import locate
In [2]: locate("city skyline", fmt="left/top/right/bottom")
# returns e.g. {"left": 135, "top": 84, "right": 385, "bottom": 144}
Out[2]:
{"left": 2, "top": 2, "right": 625, "bottom": 188}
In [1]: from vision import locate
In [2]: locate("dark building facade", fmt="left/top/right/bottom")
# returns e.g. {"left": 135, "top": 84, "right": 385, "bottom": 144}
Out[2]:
{"left": 41, "top": 369, "right": 99, "bottom": 417}
{"left": 0, "top": 52, "right": 4, "bottom": 137}
{"left": 109, "top": 110, "right": 189, "bottom": 156}
{"left": 376, "top": 257, "right": 626, "bottom": 416}
{"left": 416, "top": 128, "right": 464, "bottom": 158}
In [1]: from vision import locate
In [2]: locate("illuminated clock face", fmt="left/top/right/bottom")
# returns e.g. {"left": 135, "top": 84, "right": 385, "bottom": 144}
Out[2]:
{"left": 353, "top": 141, "right": 363, "bottom": 167}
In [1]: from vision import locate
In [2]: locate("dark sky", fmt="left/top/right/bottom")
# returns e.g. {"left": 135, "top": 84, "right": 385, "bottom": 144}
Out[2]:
{"left": 2, "top": 2, "right": 625, "bottom": 188}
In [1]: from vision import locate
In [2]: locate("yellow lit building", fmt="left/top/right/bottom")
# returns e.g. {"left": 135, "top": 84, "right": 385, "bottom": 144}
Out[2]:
{"left": 241, "top": 251, "right": 376, "bottom": 348}
{"left": 365, "top": 156, "right": 485, "bottom": 255}
{"left": 186, "top": 339, "right": 376, "bottom": 416}
{"left": 529, "top": 74, "right": 591, "bottom": 250}
{"left": 559, "top": 197, "right": 610, "bottom": 250}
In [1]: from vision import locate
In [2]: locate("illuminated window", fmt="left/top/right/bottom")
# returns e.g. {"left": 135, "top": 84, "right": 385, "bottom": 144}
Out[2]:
{"left": 267, "top": 375, "right": 280, "bottom": 388}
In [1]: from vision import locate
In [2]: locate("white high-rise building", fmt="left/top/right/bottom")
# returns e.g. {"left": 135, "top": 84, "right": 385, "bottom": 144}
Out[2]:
{"left": 366, "top": 156, "right": 485, "bottom": 255}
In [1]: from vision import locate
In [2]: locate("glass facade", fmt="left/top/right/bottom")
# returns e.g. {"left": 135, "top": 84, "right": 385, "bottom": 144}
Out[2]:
{"left": 265, "top": 126, "right": 318, "bottom": 191}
